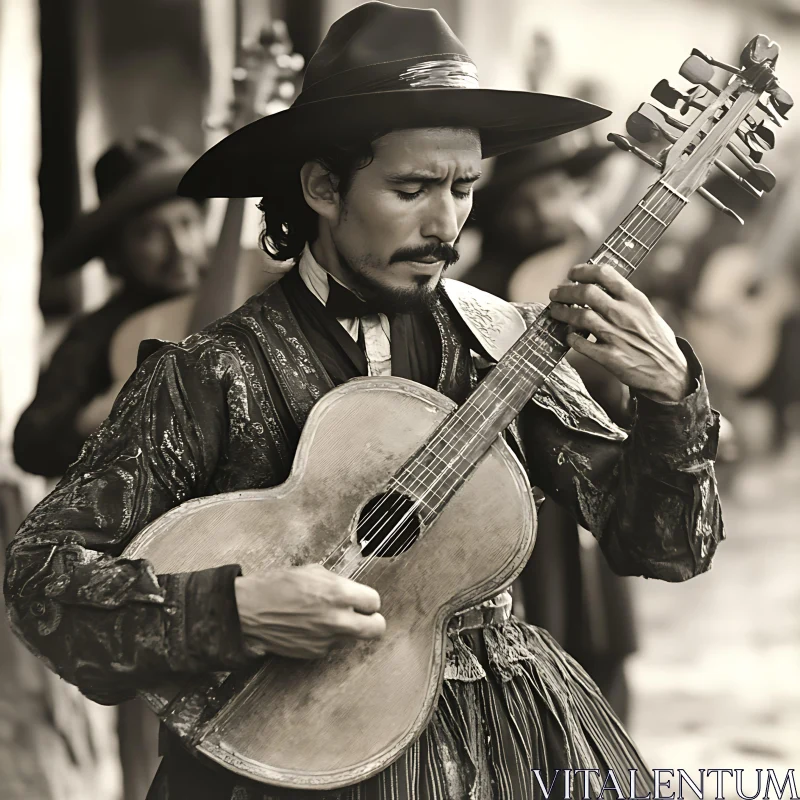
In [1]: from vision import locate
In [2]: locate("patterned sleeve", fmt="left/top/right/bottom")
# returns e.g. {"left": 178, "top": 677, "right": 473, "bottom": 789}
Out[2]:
{"left": 4, "top": 340, "right": 256, "bottom": 705}
{"left": 516, "top": 304, "right": 724, "bottom": 582}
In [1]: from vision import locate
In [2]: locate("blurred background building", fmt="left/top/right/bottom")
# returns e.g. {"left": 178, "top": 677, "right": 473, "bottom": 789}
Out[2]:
{"left": 1, "top": 1, "right": 799, "bottom": 798}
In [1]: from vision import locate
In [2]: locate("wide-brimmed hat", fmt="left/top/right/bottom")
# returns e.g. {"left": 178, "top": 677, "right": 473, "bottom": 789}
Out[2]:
{"left": 178, "top": 2, "right": 610, "bottom": 199}
{"left": 44, "top": 129, "right": 194, "bottom": 275}
{"left": 475, "top": 133, "right": 614, "bottom": 210}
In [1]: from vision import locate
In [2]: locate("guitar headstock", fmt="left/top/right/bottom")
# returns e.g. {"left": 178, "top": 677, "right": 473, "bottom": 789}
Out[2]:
{"left": 609, "top": 34, "right": 791, "bottom": 224}
{"left": 209, "top": 19, "right": 305, "bottom": 135}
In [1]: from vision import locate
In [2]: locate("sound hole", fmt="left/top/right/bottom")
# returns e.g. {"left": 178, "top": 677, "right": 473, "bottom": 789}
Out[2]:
{"left": 357, "top": 492, "right": 421, "bottom": 557}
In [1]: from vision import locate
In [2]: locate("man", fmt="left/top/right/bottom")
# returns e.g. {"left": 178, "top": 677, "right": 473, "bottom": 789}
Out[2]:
{"left": 5, "top": 5, "right": 723, "bottom": 799}
{"left": 13, "top": 129, "right": 208, "bottom": 478}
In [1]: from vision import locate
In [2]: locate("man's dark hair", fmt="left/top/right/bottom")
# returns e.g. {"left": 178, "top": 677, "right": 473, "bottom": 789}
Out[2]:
{"left": 257, "top": 133, "right": 387, "bottom": 262}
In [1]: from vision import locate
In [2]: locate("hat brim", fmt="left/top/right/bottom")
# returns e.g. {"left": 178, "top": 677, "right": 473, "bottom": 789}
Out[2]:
{"left": 475, "top": 143, "right": 614, "bottom": 207}
{"left": 43, "top": 156, "right": 193, "bottom": 275}
{"left": 178, "top": 88, "right": 611, "bottom": 199}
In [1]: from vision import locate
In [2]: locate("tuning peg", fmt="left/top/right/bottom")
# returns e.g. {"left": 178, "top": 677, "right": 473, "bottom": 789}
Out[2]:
{"left": 697, "top": 188, "right": 745, "bottom": 224}
{"left": 679, "top": 62, "right": 784, "bottom": 128}
{"left": 608, "top": 133, "right": 664, "bottom": 168}
{"left": 747, "top": 167, "right": 777, "bottom": 192}
{"left": 651, "top": 79, "right": 710, "bottom": 115}
{"left": 740, "top": 35, "right": 780, "bottom": 69}
{"left": 639, "top": 103, "right": 688, "bottom": 133}
{"left": 651, "top": 79, "right": 684, "bottom": 109}
{"left": 770, "top": 85, "right": 793, "bottom": 117}
{"left": 634, "top": 103, "right": 765, "bottom": 200}
{"left": 608, "top": 131, "right": 745, "bottom": 222}
{"left": 680, "top": 55, "right": 716, "bottom": 85}
{"left": 690, "top": 48, "right": 742, "bottom": 75}
{"left": 626, "top": 111, "right": 663, "bottom": 143}
{"left": 742, "top": 118, "right": 776, "bottom": 150}
{"left": 736, "top": 130, "right": 764, "bottom": 162}
{"left": 725, "top": 141, "right": 777, "bottom": 191}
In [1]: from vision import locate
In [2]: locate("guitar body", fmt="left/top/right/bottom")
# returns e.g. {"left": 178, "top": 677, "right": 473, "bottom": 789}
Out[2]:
{"left": 123, "top": 376, "right": 536, "bottom": 789}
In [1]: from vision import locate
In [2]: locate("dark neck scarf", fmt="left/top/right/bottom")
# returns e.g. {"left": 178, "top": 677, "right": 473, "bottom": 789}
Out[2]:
{"left": 280, "top": 267, "right": 442, "bottom": 390}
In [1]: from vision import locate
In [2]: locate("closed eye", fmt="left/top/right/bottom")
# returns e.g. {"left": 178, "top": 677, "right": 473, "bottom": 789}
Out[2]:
{"left": 396, "top": 189, "right": 423, "bottom": 201}
{"left": 396, "top": 187, "right": 473, "bottom": 202}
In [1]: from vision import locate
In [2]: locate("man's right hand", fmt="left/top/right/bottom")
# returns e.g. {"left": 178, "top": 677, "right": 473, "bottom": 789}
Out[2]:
{"left": 234, "top": 564, "right": 386, "bottom": 659}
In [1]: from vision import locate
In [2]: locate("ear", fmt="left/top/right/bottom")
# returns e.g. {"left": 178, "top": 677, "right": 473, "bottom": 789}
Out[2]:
{"left": 300, "top": 161, "right": 341, "bottom": 224}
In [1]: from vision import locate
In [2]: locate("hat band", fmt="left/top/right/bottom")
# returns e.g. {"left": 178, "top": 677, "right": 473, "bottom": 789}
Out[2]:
{"left": 294, "top": 54, "right": 479, "bottom": 106}
{"left": 398, "top": 58, "right": 479, "bottom": 89}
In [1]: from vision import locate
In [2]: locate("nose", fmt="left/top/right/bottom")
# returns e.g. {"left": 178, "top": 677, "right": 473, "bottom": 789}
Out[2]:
{"left": 420, "top": 190, "right": 462, "bottom": 245}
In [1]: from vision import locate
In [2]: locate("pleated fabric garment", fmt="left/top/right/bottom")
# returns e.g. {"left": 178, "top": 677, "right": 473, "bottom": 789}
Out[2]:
{"left": 150, "top": 619, "right": 655, "bottom": 800}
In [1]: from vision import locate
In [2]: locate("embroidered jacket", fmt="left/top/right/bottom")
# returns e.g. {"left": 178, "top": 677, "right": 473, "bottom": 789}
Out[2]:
{"left": 4, "top": 277, "right": 723, "bottom": 708}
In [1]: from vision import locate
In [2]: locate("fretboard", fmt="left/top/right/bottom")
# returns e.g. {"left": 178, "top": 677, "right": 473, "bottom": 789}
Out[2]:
{"left": 392, "top": 180, "right": 687, "bottom": 523}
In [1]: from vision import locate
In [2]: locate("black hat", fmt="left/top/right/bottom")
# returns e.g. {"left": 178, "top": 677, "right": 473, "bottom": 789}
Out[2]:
{"left": 178, "top": 2, "right": 610, "bottom": 199}
{"left": 44, "top": 129, "right": 194, "bottom": 275}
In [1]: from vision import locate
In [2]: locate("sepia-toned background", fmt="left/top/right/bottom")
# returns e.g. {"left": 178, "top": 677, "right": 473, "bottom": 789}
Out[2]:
{"left": 1, "top": 1, "right": 798, "bottom": 798}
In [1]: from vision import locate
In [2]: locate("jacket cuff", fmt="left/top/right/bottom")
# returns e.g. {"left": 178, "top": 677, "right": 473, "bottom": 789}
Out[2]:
{"left": 630, "top": 338, "right": 720, "bottom": 469}
{"left": 176, "top": 564, "right": 253, "bottom": 672}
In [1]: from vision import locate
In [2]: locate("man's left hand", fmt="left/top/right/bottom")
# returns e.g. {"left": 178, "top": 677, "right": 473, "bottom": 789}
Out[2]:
{"left": 549, "top": 263, "right": 691, "bottom": 404}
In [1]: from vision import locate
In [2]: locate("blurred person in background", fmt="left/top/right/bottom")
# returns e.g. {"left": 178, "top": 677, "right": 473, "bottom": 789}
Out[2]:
{"left": 14, "top": 130, "right": 208, "bottom": 479}
{"left": 12, "top": 128, "right": 209, "bottom": 800}
{"left": 461, "top": 140, "right": 637, "bottom": 721}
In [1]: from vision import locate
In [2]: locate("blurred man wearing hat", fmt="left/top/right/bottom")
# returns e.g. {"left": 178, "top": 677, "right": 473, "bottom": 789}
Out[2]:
{"left": 464, "top": 136, "right": 611, "bottom": 299}
{"left": 7, "top": 4, "right": 722, "bottom": 798}
{"left": 13, "top": 130, "right": 208, "bottom": 478}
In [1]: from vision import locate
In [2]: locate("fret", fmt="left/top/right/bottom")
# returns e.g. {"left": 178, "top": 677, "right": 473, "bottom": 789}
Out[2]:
{"left": 505, "top": 346, "right": 552, "bottom": 377}
{"left": 392, "top": 461, "right": 445, "bottom": 502}
{"left": 528, "top": 324, "right": 566, "bottom": 352}
{"left": 475, "top": 384, "right": 515, "bottom": 409}
{"left": 598, "top": 243, "right": 635, "bottom": 272}
{"left": 616, "top": 225, "right": 651, "bottom": 251}
{"left": 392, "top": 471, "right": 448, "bottom": 503}
{"left": 447, "top": 413, "right": 486, "bottom": 443}
{"left": 636, "top": 201, "right": 669, "bottom": 226}
{"left": 517, "top": 345, "right": 559, "bottom": 373}
{"left": 658, "top": 180, "right": 689, "bottom": 203}
{"left": 392, "top": 178, "right": 692, "bottom": 530}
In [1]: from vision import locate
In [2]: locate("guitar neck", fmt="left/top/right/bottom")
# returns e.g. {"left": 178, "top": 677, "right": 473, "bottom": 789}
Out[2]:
{"left": 391, "top": 180, "right": 687, "bottom": 517}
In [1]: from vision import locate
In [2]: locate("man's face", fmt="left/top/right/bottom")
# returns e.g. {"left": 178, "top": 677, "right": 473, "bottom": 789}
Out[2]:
{"left": 322, "top": 127, "right": 482, "bottom": 311}
{"left": 114, "top": 197, "right": 208, "bottom": 298}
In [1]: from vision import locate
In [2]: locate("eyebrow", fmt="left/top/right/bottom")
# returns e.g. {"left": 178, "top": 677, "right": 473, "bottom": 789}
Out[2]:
{"left": 385, "top": 171, "right": 482, "bottom": 185}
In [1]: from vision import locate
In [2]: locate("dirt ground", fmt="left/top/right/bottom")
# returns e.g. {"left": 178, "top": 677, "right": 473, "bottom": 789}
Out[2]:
{"left": 628, "top": 435, "right": 800, "bottom": 786}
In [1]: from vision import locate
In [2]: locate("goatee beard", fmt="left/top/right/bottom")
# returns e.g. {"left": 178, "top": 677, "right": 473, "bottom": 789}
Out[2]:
{"left": 334, "top": 248, "right": 445, "bottom": 314}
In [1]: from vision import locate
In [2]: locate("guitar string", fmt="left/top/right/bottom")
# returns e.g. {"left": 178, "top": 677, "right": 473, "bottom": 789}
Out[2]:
{"left": 323, "top": 184, "right": 685, "bottom": 580}
{"left": 341, "top": 184, "right": 684, "bottom": 557}
{"left": 342, "top": 234, "right": 679, "bottom": 581}
{"left": 340, "top": 185, "right": 686, "bottom": 581}
{"left": 331, "top": 184, "right": 685, "bottom": 580}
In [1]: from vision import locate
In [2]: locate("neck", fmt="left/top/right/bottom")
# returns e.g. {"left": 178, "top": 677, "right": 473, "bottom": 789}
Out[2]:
{"left": 310, "top": 234, "right": 364, "bottom": 298}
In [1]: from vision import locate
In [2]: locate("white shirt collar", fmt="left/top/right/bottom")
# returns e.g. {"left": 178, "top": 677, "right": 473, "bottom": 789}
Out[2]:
{"left": 297, "top": 244, "right": 333, "bottom": 306}
{"left": 298, "top": 243, "right": 364, "bottom": 308}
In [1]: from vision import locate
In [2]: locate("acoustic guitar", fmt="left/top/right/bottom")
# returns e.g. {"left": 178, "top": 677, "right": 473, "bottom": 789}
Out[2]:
{"left": 123, "top": 37, "right": 788, "bottom": 789}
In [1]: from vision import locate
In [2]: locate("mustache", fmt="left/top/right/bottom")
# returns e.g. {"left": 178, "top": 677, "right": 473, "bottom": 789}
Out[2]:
{"left": 390, "top": 243, "right": 460, "bottom": 266}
